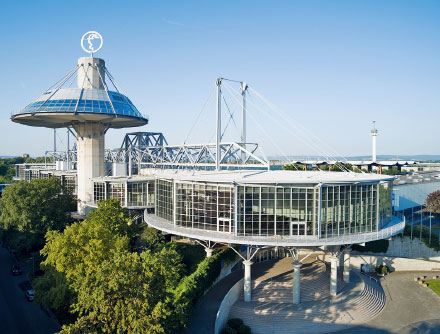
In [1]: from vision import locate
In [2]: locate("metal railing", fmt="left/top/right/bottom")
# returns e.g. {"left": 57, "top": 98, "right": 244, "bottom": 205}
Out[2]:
{"left": 145, "top": 213, "right": 406, "bottom": 246}
{"left": 360, "top": 271, "right": 378, "bottom": 283}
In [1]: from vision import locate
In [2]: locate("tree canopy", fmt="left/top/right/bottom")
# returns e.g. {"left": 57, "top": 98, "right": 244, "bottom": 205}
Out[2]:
{"left": 39, "top": 199, "right": 184, "bottom": 334}
{"left": 427, "top": 190, "right": 440, "bottom": 214}
{"left": 41, "top": 199, "right": 132, "bottom": 282}
{"left": 0, "top": 178, "right": 75, "bottom": 233}
{"left": 0, "top": 157, "right": 24, "bottom": 183}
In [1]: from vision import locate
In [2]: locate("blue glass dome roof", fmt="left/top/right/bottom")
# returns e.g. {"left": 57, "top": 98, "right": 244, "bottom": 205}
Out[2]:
{"left": 11, "top": 58, "right": 148, "bottom": 129}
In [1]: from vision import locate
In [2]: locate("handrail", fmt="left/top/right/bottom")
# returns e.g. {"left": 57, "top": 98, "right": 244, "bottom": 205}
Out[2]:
{"left": 360, "top": 271, "right": 378, "bottom": 283}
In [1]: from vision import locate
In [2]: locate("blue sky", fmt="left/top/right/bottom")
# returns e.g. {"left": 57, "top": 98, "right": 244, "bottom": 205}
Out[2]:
{"left": 0, "top": 0, "right": 439, "bottom": 158}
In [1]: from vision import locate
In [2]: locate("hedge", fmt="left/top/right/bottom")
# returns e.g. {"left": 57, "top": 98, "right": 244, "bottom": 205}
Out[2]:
{"left": 352, "top": 239, "right": 389, "bottom": 253}
{"left": 170, "top": 247, "right": 237, "bottom": 331}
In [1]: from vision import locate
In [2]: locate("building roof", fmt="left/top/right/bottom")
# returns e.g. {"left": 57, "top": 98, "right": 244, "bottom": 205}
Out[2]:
{"left": 145, "top": 169, "right": 394, "bottom": 185}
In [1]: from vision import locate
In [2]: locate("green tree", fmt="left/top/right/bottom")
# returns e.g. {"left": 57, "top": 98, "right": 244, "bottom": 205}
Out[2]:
{"left": 427, "top": 190, "right": 440, "bottom": 214}
{"left": 382, "top": 168, "right": 401, "bottom": 176}
{"left": 41, "top": 199, "right": 132, "bottom": 282}
{"left": 0, "top": 157, "right": 24, "bottom": 182}
{"left": 40, "top": 199, "right": 183, "bottom": 333}
{"left": 0, "top": 178, "right": 75, "bottom": 233}
{"left": 137, "top": 226, "right": 166, "bottom": 252}
{"left": 282, "top": 163, "right": 304, "bottom": 171}
{"left": 61, "top": 248, "right": 182, "bottom": 334}
{"left": 33, "top": 266, "right": 75, "bottom": 321}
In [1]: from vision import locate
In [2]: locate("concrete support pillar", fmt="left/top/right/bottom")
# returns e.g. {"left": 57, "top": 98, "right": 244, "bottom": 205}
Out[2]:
{"left": 243, "top": 260, "right": 253, "bottom": 302}
{"left": 292, "top": 260, "right": 302, "bottom": 304}
{"left": 205, "top": 248, "right": 214, "bottom": 258}
{"left": 330, "top": 256, "right": 339, "bottom": 297}
{"left": 343, "top": 250, "right": 350, "bottom": 283}
{"left": 74, "top": 122, "right": 106, "bottom": 215}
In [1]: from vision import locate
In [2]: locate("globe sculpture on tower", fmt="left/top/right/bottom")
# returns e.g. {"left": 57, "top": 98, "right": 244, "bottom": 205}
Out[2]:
{"left": 11, "top": 31, "right": 149, "bottom": 214}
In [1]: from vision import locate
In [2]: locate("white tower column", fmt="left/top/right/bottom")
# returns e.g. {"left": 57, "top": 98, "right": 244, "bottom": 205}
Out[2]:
{"left": 330, "top": 256, "right": 339, "bottom": 296}
{"left": 371, "top": 121, "right": 378, "bottom": 163}
{"left": 243, "top": 260, "right": 253, "bottom": 302}
{"left": 75, "top": 122, "right": 106, "bottom": 214}
{"left": 292, "top": 260, "right": 302, "bottom": 304}
{"left": 343, "top": 249, "right": 351, "bottom": 283}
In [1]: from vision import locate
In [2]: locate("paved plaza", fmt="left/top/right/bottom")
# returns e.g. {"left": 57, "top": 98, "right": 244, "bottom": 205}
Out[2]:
{"left": 188, "top": 258, "right": 440, "bottom": 334}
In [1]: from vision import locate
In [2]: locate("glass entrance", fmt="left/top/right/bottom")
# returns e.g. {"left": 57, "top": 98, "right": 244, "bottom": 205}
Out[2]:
{"left": 217, "top": 218, "right": 231, "bottom": 233}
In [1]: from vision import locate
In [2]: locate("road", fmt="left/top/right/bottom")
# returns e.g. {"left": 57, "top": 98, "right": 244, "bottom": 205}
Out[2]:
{"left": 0, "top": 246, "right": 60, "bottom": 334}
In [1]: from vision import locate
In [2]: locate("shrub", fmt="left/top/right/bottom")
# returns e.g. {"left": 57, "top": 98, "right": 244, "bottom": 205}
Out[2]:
{"left": 375, "top": 264, "right": 389, "bottom": 275}
{"left": 237, "top": 324, "right": 252, "bottom": 334}
{"left": 222, "top": 326, "right": 237, "bottom": 334}
{"left": 352, "top": 239, "right": 389, "bottom": 253}
{"left": 227, "top": 318, "right": 244, "bottom": 330}
{"left": 174, "top": 242, "right": 206, "bottom": 274}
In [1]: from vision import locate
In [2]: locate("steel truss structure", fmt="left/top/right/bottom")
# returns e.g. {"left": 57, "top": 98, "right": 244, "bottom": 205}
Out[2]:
{"left": 134, "top": 141, "right": 269, "bottom": 170}
{"left": 121, "top": 132, "right": 168, "bottom": 149}
{"left": 48, "top": 132, "right": 270, "bottom": 170}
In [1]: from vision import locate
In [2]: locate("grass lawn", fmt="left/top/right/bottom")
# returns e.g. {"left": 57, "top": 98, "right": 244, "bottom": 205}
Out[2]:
{"left": 424, "top": 279, "right": 440, "bottom": 296}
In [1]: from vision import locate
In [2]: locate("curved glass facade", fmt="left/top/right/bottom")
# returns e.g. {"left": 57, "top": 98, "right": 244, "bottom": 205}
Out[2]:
{"left": 154, "top": 179, "right": 393, "bottom": 239}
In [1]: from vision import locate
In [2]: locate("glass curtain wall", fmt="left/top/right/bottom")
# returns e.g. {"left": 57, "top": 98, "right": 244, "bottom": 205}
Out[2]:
{"left": 174, "top": 182, "right": 234, "bottom": 232}
{"left": 93, "top": 180, "right": 154, "bottom": 207}
{"left": 155, "top": 179, "right": 174, "bottom": 221}
{"left": 379, "top": 181, "right": 392, "bottom": 228}
{"left": 64, "top": 175, "right": 77, "bottom": 195}
{"left": 154, "top": 179, "right": 392, "bottom": 238}
{"left": 94, "top": 182, "right": 106, "bottom": 202}
{"left": 321, "top": 184, "right": 378, "bottom": 237}
{"left": 237, "top": 185, "right": 317, "bottom": 237}
{"left": 109, "top": 183, "right": 125, "bottom": 206}
{"left": 127, "top": 181, "right": 155, "bottom": 207}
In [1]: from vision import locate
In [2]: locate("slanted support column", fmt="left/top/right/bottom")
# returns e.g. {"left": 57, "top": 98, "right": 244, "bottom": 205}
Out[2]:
{"left": 205, "top": 248, "right": 214, "bottom": 258}
{"left": 292, "top": 260, "right": 302, "bottom": 304}
{"left": 343, "top": 249, "right": 351, "bottom": 283}
{"left": 243, "top": 260, "right": 253, "bottom": 302}
{"left": 330, "top": 256, "right": 339, "bottom": 296}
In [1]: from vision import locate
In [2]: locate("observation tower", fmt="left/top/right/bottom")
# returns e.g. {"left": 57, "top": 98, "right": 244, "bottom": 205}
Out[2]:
{"left": 11, "top": 32, "right": 148, "bottom": 214}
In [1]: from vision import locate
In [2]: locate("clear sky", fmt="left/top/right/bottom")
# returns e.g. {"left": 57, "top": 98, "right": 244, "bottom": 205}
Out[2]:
{"left": 0, "top": 0, "right": 439, "bottom": 158}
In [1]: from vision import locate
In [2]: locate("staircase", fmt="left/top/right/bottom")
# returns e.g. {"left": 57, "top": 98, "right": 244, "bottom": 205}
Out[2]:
{"left": 229, "top": 263, "right": 386, "bottom": 334}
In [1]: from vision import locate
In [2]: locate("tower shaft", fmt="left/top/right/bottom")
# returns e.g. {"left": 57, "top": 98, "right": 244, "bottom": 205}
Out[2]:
{"left": 74, "top": 122, "right": 106, "bottom": 214}
{"left": 372, "top": 134, "right": 377, "bottom": 163}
